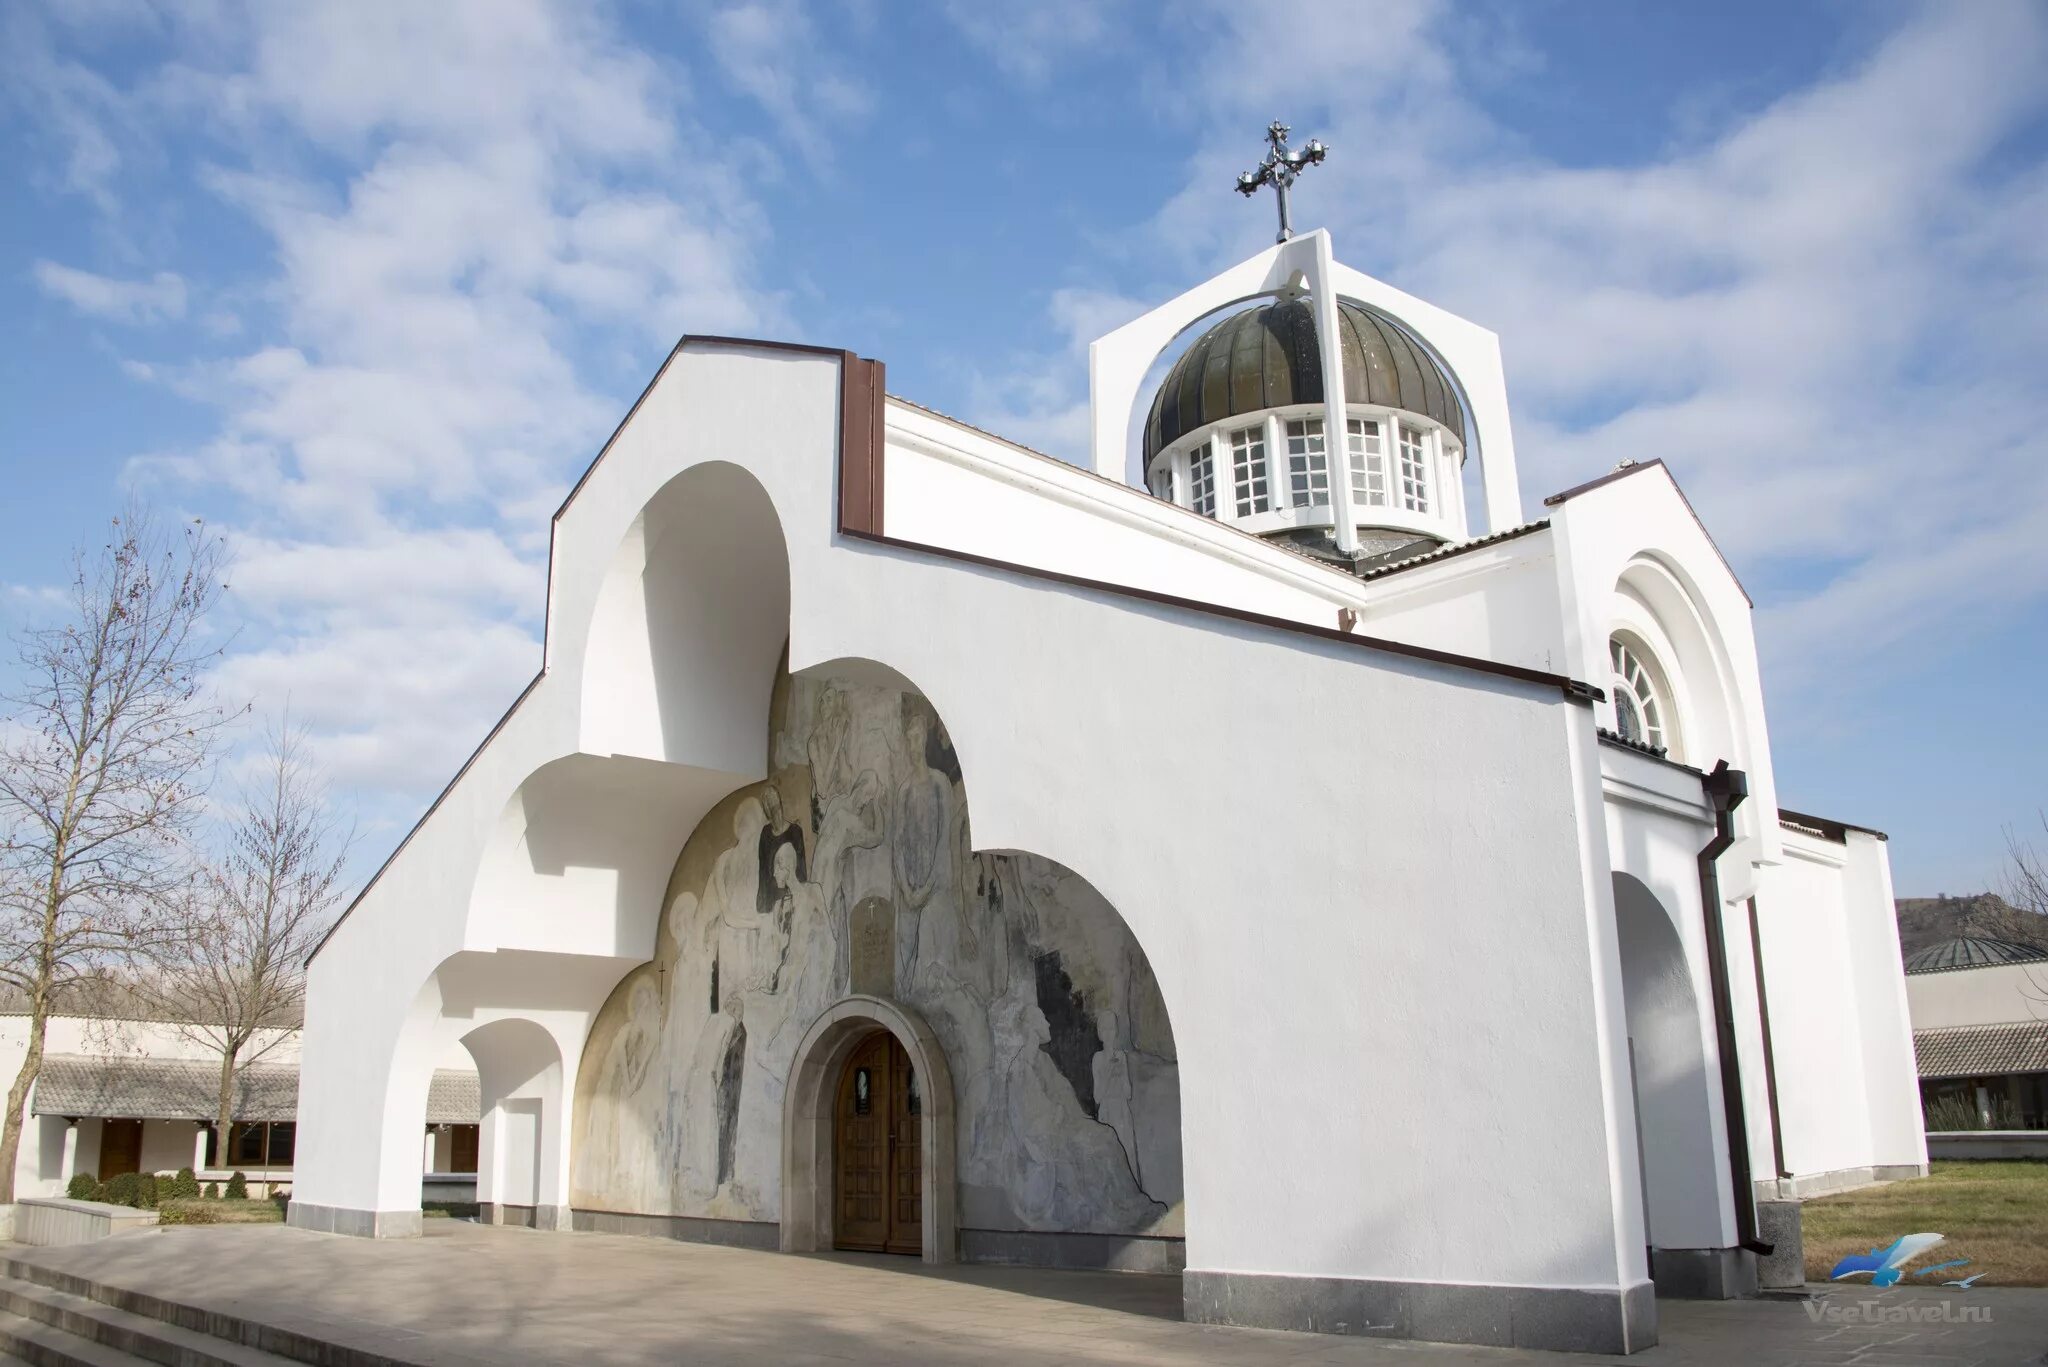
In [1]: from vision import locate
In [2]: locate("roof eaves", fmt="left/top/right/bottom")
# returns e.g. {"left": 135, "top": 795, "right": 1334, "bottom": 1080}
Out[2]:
{"left": 1778, "top": 806, "right": 1888, "bottom": 842}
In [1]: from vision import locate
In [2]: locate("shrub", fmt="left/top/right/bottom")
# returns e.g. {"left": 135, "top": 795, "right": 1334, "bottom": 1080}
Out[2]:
{"left": 100, "top": 1172, "right": 143, "bottom": 1208}
{"left": 135, "top": 1173, "right": 159, "bottom": 1208}
{"left": 65, "top": 1173, "right": 99, "bottom": 1200}
{"left": 204, "top": 1181, "right": 220, "bottom": 1199}
{"left": 224, "top": 1171, "right": 248, "bottom": 1200}
{"left": 165, "top": 1167, "right": 202, "bottom": 1200}
{"left": 158, "top": 1201, "right": 219, "bottom": 1226}
{"left": 1926, "top": 1091, "right": 2024, "bottom": 1132}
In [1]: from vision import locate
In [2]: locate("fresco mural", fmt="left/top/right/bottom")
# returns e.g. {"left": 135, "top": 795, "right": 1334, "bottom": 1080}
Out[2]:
{"left": 571, "top": 665, "right": 1182, "bottom": 1240}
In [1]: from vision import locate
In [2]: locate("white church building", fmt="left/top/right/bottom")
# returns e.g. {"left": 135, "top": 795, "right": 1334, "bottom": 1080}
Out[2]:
{"left": 291, "top": 131, "right": 1925, "bottom": 1355}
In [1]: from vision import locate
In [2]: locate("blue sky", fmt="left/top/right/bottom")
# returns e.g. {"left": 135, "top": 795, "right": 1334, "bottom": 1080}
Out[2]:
{"left": 3, "top": 0, "right": 2044, "bottom": 898}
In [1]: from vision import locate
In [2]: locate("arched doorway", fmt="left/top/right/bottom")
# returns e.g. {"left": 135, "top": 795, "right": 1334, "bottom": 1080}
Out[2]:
{"left": 1612, "top": 873, "right": 1742, "bottom": 1294}
{"left": 782, "top": 995, "right": 957, "bottom": 1264}
{"left": 832, "top": 1029, "right": 922, "bottom": 1255}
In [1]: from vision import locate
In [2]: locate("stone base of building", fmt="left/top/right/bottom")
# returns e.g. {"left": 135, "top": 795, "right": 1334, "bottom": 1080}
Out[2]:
{"left": 1756, "top": 1163, "right": 1926, "bottom": 1201}
{"left": 482, "top": 1203, "right": 573, "bottom": 1231}
{"left": 1183, "top": 1268, "right": 1658, "bottom": 1355}
{"left": 1648, "top": 1246, "right": 1757, "bottom": 1299}
{"left": 1927, "top": 1131, "right": 2048, "bottom": 1160}
{"left": 285, "top": 1201, "right": 421, "bottom": 1239}
{"left": 958, "top": 1228, "right": 1184, "bottom": 1274}
{"left": 570, "top": 1208, "right": 779, "bottom": 1249}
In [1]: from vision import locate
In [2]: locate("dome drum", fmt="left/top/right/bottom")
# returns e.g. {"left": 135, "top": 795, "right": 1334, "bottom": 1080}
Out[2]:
{"left": 1145, "top": 401, "right": 1469, "bottom": 560}
{"left": 1140, "top": 297, "right": 1472, "bottom": 564}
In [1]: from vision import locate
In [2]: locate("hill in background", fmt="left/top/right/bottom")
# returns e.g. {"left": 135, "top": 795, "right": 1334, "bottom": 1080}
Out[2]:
{"left": 1894, "top": 892, "right": 2048, "bottom": 958}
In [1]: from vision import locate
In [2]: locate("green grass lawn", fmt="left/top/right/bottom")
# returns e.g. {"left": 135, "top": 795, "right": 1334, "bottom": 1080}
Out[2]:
{"left": 1802, "top": 1160, "right": 2048, "bottom": 1287}
{"left": 158, "top": 1198, "right": 285, "bottom": 1225}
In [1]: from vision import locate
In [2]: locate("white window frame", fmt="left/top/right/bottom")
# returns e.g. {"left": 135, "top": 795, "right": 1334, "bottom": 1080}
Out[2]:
{"left": 1284, "top": 417, "right": 1332, "bottom": 509}
{"left": 1608, "top": 635, "right": 1674, "bottom": 755}
{"left": 1398, "top": 423, "right": 1431, "bottom": 514}
{"left": 1147, "top": 402, "right": 1464, "bottom": 542}
{"left": 1187, "top": 437, "right": 1218, "bottom": 517}
{"left": 1229, "top": 424, "right": 1271, "bottom": 517}
{"left": 1346, "top": 417, "right": 1387, "bottom": 508}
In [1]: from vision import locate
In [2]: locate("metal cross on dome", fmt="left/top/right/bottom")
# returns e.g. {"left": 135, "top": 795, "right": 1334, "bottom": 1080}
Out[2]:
{"left": 1236, "top": 121, "right": 1328, "bottom": 244}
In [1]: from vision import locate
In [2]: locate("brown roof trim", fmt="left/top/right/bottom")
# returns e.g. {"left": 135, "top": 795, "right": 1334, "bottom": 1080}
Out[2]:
{"left": 838, "top": 357, "right": 887, "bottom": 535}
{"left": 1543, "top": 460, "right": 1660, "bottom": 507}
{"left": 839, "top": 526, "right": 1603, "bottom": 704}
{"left": 317, "top": 333, "right": 878, "bottom": 965}
{"left": 1778, "top": 807, "right": 1888, "bottom": 843}
{"left": 1543, "top": 458, "right": 1753, "bottom": 608}
{"left": 554, "top": 335, "right": 871, "bottom": 525}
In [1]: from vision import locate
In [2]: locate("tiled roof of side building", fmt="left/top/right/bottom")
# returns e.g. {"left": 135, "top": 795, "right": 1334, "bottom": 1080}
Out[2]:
{"left": 1915, "top": 1021, "right": 2048, "bottom": 1078}
{"left": 31, "top": 1054, "right": 481, "bottom": 1125}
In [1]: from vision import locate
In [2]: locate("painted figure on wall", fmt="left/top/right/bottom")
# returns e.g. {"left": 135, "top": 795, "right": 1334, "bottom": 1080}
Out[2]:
{"left": 570, "top": 663, "right": 1182, "bottom": 1240}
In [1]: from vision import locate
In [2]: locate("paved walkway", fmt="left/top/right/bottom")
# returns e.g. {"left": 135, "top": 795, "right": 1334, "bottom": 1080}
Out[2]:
{"left": 12, "top": 1221, "right": 2047, "bottom": 1366}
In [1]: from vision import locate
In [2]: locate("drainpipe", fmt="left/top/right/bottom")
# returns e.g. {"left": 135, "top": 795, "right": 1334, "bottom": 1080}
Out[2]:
{"left": 1697, "top": 760, "right": 1773, "bottom": 1256}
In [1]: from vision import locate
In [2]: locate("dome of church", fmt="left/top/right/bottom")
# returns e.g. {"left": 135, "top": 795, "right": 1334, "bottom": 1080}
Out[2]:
{"left": 1903, "top": 935, "right": 2048, "bottom": 975}
{"left": 1143, "top": 297, "right": 1465, "bottom": 460}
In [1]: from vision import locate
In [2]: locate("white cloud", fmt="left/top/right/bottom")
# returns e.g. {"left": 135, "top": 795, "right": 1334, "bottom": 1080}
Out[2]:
{"left": 32, "top": 261, "right": 187, "bottom": 322}
{"left": 707, "top": 1, "right": 872, "bottom": 157}
{"left": 936, "top": 0, "right": 1129, "bottom": 82}
{"left": 975, "top": 0, "right": 2048, "bottom": 700}
{"left": 962, "top": 287, "right": 1147, "bottom": 459}
{"left": 21, "top": 0, "right": 796, "bottom": 830}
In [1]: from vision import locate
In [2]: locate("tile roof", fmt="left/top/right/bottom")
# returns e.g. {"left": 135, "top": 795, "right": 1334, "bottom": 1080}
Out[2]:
{"left": 1914, "top": 1022, "right": 2048, "bottom": 1079}
{"left": 31, "top": 1055, "right": 479, "bottom": 1125}
{"left": 1350, "top": 520, "right": 1550, "bottom": 582}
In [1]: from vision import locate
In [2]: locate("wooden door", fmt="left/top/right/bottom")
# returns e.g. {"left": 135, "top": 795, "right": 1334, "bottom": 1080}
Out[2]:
{"left": 834, "top": 1032, "right": 923, "bottom": 1255}
{"left": 450, "top": 1124, "right": 479, "bottom": 1174}
{"left": 98, "top": 1119, "right": 143, "bottom": 1180}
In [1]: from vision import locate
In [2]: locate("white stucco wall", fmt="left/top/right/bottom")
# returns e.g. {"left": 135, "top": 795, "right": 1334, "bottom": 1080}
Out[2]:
{"left": 1351, "top": 531, "right": 1569, "bottom": 674}
{"left": 1754, "top": 827, "right": 1926, "bottom": 1180}
{"left": 297, "top": 341, "right": 1652, "bottom": 1300}
{"left": 1909, "top": 962, "right": 2048, "bottom": 1028}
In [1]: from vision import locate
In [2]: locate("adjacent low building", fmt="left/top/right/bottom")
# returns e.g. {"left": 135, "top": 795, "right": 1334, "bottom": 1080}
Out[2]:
{"left": 2, "top": 1014, "right": 480, "bottom": 1200}
{"left": 1906, "top": 936, "right": 2048, "bottom": 1139}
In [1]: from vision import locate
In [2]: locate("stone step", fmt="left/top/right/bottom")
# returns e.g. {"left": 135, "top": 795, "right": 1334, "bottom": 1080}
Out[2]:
{"left": 0, "top": 1278, "right": 295, "bottom": 1367}
{"left": 0, "top": 1262, "right": 413, "bottom": 1367}
{"left": 0, "top": 1307, "right": 152, "bottom": 1367}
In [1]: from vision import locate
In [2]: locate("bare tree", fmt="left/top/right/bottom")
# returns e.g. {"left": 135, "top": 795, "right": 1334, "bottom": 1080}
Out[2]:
{"left": 2007, "top": 812, "right": 2048, "bottom": 919}
{"left": 0, "top": 510, "right": 232, "bottom": 1201}
{"left": 139, "top": 720, "right": 352, "bottom": 1152}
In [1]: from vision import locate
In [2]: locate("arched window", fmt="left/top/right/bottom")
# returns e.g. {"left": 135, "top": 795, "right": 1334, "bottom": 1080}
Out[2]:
{"left": 1609, "top": 635, "right": 1675, "bottom": 755}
